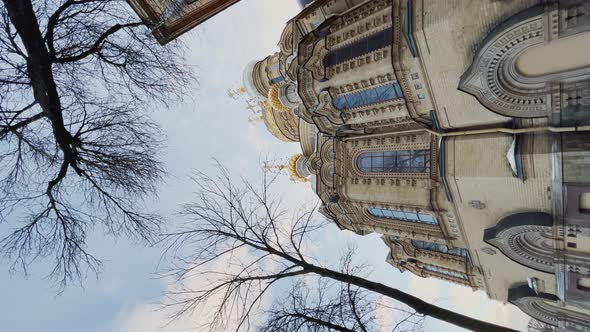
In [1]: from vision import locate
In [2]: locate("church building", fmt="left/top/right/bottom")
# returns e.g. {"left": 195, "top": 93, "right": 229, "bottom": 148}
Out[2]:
{"left": 241, "top": 0, "right": 590, "bottom": 330}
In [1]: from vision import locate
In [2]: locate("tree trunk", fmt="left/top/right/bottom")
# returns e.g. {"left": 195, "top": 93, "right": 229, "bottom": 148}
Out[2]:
{"left": 305, "top": 265, "right": 519, "bottom": 332}
{"left": 2, "top": 0, "right": 75, "bottom": 161}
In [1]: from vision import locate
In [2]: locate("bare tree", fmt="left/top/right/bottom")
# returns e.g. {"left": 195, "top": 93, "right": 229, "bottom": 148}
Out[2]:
{"left": 0, "top": 0, "right": 193, "bottom": 288}
{"left": 527, "top": 319, "right": 555, "bottom": 332}
{"left": 162, "top": 164, "right": 520, "bottom": 332}
{"left": 260, "top": 279, "right": 424, "bottom": 332}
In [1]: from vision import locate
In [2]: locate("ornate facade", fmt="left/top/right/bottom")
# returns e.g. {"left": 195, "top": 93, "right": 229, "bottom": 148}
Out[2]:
{"left": 242, "top": 0, "right": 590, "bottom": 330}
{"left": 127, "top": 0, "right": 241, "bottom": 44}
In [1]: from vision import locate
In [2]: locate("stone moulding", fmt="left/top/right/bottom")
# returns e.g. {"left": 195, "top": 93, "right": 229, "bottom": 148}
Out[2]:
{"left": 458, "top": 5, "right": 549, "bottom": 118}
{"left": 459, "top": 3, "right": 590, "bottom": 119}
{"left": 509, "top": 283, "right": 590, "bottom": 331}
{"left": 484, "top": 212, "right": 554, "bottom": 273}
{"left": 509, "top": 284, "right": 561, "bottom": 327}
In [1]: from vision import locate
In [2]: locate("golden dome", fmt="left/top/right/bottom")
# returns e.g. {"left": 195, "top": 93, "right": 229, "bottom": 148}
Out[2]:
{"left": 261, "top": 101, "right": 294, "bottom": 142}
{"left": 268, "top": 83, "right": 290, "bottom": 112}
{"left": 288, "top": 154, "right": 310, "bottom": 182}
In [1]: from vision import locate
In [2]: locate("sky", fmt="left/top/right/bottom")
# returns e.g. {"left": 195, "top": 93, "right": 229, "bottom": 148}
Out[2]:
{"left": 0, "top": 1, "right": 531, "bottom": 331}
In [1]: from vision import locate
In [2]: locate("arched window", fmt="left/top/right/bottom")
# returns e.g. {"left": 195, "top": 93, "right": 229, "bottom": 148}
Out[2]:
{"left": 333, "top": 83, "right": 403, "bottom": 110}
{"left": 324, "top": 27, "right": 393, "bottom": 67}
{"left": 368, "top": 207, "right": 438, "bottom": 225}
{"left": 411, "top": 240, "right": 467, "bottom": 257}
{"left": 417, "top": 263, "right": 468, "bottom": 280}
{"left": 357, "top": 150, "right": 430, "bottom": 173}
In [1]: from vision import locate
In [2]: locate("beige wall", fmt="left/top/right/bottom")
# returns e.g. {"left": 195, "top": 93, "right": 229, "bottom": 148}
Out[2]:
{"left": 445, "top": 132, "right": 553, "bottom": 300}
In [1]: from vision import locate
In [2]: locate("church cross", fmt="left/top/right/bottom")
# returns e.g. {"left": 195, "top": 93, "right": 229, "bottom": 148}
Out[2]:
{"left": 228, "top": 88, "right": 242, "bottom": 100}
{"left": 246, "top": 102, "right": 258, "bottom": 113}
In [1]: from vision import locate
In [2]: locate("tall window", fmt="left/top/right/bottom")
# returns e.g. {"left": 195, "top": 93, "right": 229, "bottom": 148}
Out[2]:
{"left": 324, "top": 27, "right": 393, "bottom": 67}
{"left": 368, "top": 207, "right": 438, "bottom": 225}
{"left": 357, "top": 150, "right": 430, "bottom": 173}
{"left": 418, "top": 263, "right": 468, "bottom": 280}
{"left": 403, "top": 0, "right": 418, "bottom": 57}
{"left": 333, "top": 83, "right": 403, "bottom": 110}
{"left": 411, "top": 240, "right": 468, "bottom": 257}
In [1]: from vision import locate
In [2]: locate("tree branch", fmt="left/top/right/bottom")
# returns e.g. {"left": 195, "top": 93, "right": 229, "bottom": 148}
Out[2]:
{"left": 54, "top": 22, "right": 144, "bottom": 63}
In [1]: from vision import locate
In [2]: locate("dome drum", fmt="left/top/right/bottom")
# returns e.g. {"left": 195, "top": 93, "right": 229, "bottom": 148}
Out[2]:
{"left": 268, "top": 83, "right": 291, "bottom": 112}
{"left": 288, "top": 154, "right": 312, "bottom": 182}
{"left": 278, "top": 83, "right": 301, "bottom": 109}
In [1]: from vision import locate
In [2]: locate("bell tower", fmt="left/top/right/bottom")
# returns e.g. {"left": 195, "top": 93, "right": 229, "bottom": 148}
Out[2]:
{"left": 127, "top": 0, "right": 241, "bottom": 44}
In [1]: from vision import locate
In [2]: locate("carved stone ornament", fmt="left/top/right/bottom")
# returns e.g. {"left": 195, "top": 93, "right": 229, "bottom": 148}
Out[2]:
{"left": 468, "top": 200, "right": 486, "bottom": 210}
{"left": 480, "top": 247, "right": 497, "bottom": 255}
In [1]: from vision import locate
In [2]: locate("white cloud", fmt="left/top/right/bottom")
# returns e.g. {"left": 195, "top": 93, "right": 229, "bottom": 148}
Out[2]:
{"left": 244, "top": 124, "right": 272, "bottom": 154}
{"left": 111, "top": 247, "right": 272, "bottom": 332}
{"left": 374, "top": 296, "right": 396, "bottom": 332}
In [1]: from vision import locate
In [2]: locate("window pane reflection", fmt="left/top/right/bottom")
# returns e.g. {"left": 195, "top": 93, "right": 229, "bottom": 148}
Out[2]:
{"left": 333, "top": 83, "right": 404, "bottom": 110}
{"left": 418, "top": 264, "right": 468, "bottom": 280}
{"left": 368, "top": 208, "right": 438, "bottom": 225}
{"left": 357, "top": 150, "right": 430, "bottom": 173}
{"left": 324, "top": 27, "right": 393, "bottom": 67}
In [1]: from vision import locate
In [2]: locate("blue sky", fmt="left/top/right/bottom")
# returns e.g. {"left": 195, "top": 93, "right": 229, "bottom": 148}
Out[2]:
{"left": 0, "top": 1, "right": 530, "bottom": 331}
